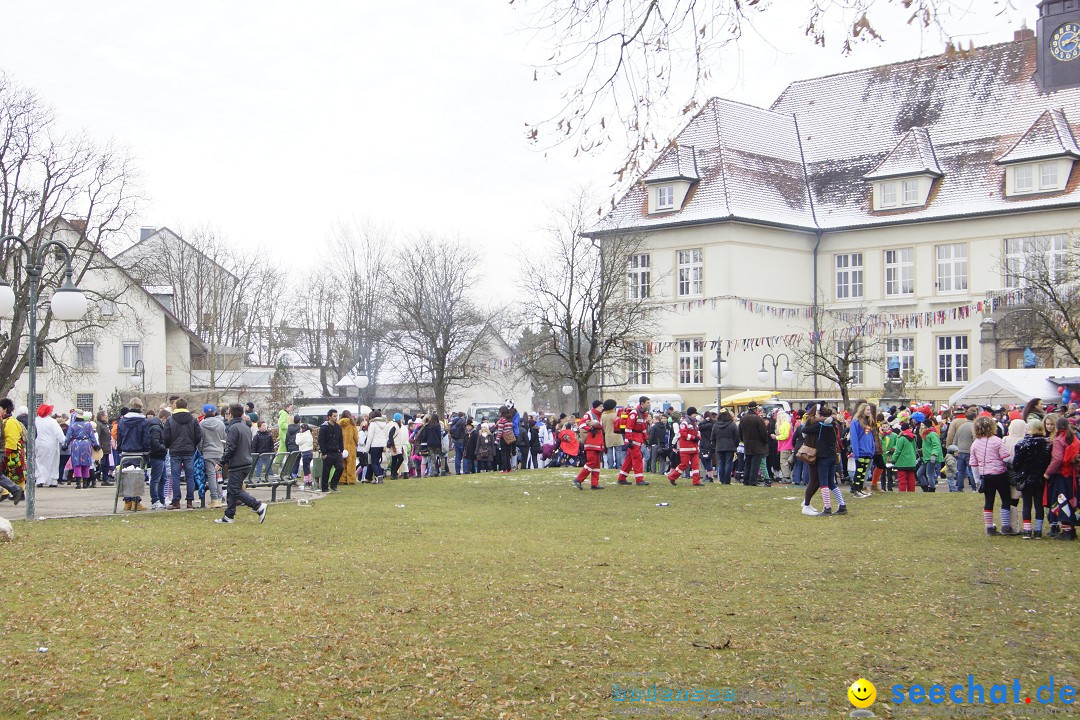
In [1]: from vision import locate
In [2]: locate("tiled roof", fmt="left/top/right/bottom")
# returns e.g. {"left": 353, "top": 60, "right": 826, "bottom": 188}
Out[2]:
{"left": 589, "top": 38, "right": 1080, "bottom": 236}
{"left": 863, "top": 127, "right": 943, "bottom": 180}
{"left": 643, "top": 145, "right": 700, "bottom": 183}
{"left": 592, "top": 99, "right": 813, "bottom": 232}
{"left": 996, "top": 108, "right": 1080, "bottom": 164}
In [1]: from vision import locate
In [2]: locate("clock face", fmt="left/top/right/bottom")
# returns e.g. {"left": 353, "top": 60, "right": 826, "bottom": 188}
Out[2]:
{"left": 1051, "top": 22, "right": 1080, "bottom": 62}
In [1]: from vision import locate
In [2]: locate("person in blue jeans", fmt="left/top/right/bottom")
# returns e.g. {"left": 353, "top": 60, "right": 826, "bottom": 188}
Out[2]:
{"left": 146, "top": 410, "right": 168, "bottom": 509}
{"left": 162, "top": 397, "right": 203, "bottom": 509}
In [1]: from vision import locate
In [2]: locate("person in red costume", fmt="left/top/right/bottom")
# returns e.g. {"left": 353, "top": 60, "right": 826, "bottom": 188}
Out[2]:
{"left": 666, "top": 408, "right": 703, "bottom": 486}
{"left": 616, "top": 396, "right": 651, "bottom": 486}
{"left": 573, "top": 400, "right": 606, "bottom": 490}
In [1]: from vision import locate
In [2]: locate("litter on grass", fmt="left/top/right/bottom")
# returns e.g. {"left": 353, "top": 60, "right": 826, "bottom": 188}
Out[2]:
{"left": 656, "top": 503, "right": 669, "bottom": 507}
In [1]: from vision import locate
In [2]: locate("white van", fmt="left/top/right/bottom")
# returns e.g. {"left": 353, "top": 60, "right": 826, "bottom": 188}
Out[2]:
{"left": 625, "top": 393, "right": 683, "bottom": 412}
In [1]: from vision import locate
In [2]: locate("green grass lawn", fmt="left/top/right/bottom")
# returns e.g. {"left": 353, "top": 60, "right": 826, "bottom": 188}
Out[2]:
{"left": 2, "top": 467, "right": 1077, "bottom": 719}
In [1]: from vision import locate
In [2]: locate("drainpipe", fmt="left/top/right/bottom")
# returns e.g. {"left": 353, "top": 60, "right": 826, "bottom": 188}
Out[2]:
{"left": 811, "top": 229, "right": 822, "bottom": 396}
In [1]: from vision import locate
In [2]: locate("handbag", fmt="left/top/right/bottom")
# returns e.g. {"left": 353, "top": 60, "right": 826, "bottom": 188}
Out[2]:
{"left": 795, "top": 426, "right": 822, "bottom": 465}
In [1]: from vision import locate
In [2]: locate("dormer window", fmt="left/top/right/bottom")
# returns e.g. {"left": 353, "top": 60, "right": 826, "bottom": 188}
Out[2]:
{"left": 643, "top": 144, "right": 699, "bottom": 214}
{"left": 873, "top": 176, "right": 932, "bottom": 210}
{"left": 1006, "top": 159, "right": 1070, "bottom": 195}
{"left": 997, "top": 110, "right": 1079, "bottom": 197}
{"left": 863, "top": 127, "right": 942, "bottom": 211}
{"left": 657, "top": 185, "right": 674, "bottom": 210}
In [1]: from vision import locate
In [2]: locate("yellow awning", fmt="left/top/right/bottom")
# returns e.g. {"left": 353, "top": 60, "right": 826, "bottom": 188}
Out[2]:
{"left": 722, "top": 390, "right": 781, "bottom": 407}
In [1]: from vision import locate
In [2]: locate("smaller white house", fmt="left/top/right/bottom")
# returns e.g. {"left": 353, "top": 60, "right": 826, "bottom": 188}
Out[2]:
{"left": 10, "top": 218, "right": 206, "bottom": 415}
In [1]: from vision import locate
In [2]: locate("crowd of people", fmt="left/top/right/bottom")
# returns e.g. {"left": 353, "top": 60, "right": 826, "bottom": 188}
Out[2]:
{"left": 2, "top": 392, "right": 1078, "bottom": 538}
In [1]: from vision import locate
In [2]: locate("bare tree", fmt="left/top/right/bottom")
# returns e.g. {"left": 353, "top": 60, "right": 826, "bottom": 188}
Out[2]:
{"left": 518, "top": 190, "right": 657, "bottom": 411}
{"left": 117, "top": 224, "right": 284, "bottom": 388}
{"left": 385, "top": 233, "right": 490, "bottom": 418}
{"left": 512, "top": 0, "right": 989, "bottom": 182}
{"left": 0, "top": 74, "right": 141, "bottom": 395}
{"left": 791, "top": 307, "right": 886, "bottom": 411}
{"left": 294, "top": 275, "right": 340, "bottom": 396}
{"left": 994, "top": 234, "right": 1080, "bottom": 366}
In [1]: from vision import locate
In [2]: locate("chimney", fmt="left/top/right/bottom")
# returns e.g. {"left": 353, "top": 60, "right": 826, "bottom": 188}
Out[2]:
{"left": 139, "top": 226, "right": 156, "bottom": 242}
{"left": 1015, "top": 19, "right": 1034, "bottom": 42}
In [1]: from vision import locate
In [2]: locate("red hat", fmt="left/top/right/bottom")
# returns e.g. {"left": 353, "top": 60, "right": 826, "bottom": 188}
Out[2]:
{"left": 37, "top": 404, "right": 54, "bottom": 418}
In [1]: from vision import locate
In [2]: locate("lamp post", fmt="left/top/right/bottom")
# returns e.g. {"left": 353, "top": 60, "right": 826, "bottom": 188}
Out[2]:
{"left": 757, "top": 353, "right": 794, "bottom": 391}
{"left": 0, "top": 234, "right": 90, "bottom": 521}
{"left": 561, "top": 382, "right": 573, "bottom": 412}
{"left": 711, "top": 336, "right": 729, "bottom": 411}
{"left": 129, "top": 359, "right": 146, "bottom": 392}
{"left": 354, "top": 372, "right": 369, "bottom": 417}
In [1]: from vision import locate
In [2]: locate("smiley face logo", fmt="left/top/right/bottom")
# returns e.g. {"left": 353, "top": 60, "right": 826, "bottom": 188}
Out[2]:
{"left": 848, "top": 679, "right": 876, "bottom": 709}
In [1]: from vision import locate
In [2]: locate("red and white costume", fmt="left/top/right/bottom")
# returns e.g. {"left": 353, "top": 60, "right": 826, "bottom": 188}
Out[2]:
{"left": 574, "top": 407, "right": 605, "bottom": 488}
{"left": 667, "top": 417, "right": 701, "bottom": 485}
{"left": 616, "top": 404, "right": 648, "bottom": 484}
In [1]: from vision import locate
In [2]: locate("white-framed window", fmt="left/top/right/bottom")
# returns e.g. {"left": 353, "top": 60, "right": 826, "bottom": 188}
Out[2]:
{"left": 626, "top": 254, "right": 651, "bottom": 300}
{"left": 657, "top": 185, "right": 675, "bottom": 210}
{"left": 881, "top": 182, "right": 897, "bottom": 207}
{"left": 98, "top": 299, "right": 117, "bottom": 317}
{"left": 75, "top": 394, "right": 94, "bottom": 414}
{"left": 902, "top": 179, "right": 919, "bottom": 204}
{"left": 1014, "top": 165, "right": 1034, "bottom": 192}
{"left": 837, "top": 339, "right": 865, "bottom": 386}
{"left": 75, "top": 342, "right": 95, "bottom": 369}
{"left": 937, "top": 335, "right": 969, "bottom": 384}
{"left": 1005, "top": 234, "right": 1069, "bottom": 287}
{"left": 885, "top": 337, "right": 916, "bottom": 375}
{"left": 627, "top": 342, "right": 652, "bottom": 386}
{"left": 677, "top": 338, "right": 705, "bottom": 386}
{"left": 935, "top": 243, "right": 968, "bottom": 293}
{"left": 1041, "top": 162, "right": 1059, "bottom": 189}
{"left": 677, "top": 248, "right": 703, "bottom": 297}
{"left": 884, "top": 247, "right": 914, "bottom": 296}
{"left": 122, "top": 342, "right": 141, "bottom": 371}
{"left": 835, "top": 253, "right": 864, "bottom": 300}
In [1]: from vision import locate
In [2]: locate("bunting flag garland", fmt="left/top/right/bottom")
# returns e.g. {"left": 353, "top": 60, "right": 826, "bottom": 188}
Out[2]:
{"left": 628, "top": 286, "right": 1044, "bottom": 356}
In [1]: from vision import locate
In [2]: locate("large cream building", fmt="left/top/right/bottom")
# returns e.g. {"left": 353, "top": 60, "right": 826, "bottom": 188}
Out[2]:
{"left": 587, "top": 4, "right": 1080, "bottom": 410}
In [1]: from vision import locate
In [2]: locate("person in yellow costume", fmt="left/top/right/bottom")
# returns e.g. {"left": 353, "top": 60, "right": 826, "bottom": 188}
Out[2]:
{"left": 338, "top": 410, "right": 360, "bottom": 485}
{"left": 1, "top": 399, "right": 27, "bottom": 502}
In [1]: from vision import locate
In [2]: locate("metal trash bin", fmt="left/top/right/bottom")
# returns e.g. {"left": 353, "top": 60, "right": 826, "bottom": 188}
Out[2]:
{"left": 113, "top": 455, "right": 147, "bottom": 513}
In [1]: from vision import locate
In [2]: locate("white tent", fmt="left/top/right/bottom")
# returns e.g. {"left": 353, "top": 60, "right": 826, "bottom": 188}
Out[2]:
{"left": 948, "top": 368, "right": 1080, "bottom": 407}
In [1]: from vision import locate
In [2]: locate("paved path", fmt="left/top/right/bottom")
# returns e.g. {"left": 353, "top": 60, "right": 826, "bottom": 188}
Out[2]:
{"left": 0, "top": 483, "right": 299, "bottom": 522}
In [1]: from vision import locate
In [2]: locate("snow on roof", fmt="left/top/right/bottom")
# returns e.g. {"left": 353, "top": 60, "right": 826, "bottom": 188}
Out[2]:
{"left": 642, "top": 144, "right": 700, "bottom": 183}
{"left": 996, "top": 108, "right": 1080, "bottom": 164}
{"left": 863, "top": 127, "right": 943, "bottom": 180}
{"left": 590, "top": 38, "right": 1080, "bottom": 236}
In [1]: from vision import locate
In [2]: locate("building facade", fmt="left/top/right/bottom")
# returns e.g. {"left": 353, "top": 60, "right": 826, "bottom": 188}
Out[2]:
{"left": 588, "top": 10, "right": 1080, "bottom": 409}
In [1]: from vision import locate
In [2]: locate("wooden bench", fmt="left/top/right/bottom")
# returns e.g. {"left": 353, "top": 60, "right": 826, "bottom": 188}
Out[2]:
{"left": 244, "top": 451, "right": 301, "bottom": 502}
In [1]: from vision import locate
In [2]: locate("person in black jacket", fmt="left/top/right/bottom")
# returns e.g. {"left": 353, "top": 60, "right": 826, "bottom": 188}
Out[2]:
{"left": 215, "top": 403, "right": 266, "bottom": 524}
{"left": 285, "top": 415, "right": 301, "bottom": 477}
{"left": 162, "top": 398, "right": 203, "bottom": 509}
{"left": 647, "top": 414, "right": 668, "bottom": 474}
{"left": 739, "top": 402, "right": 771, "bottom": 486}
{"left": 251, "top": 420, "right": 275, "bottom": 478}
{"left": 146, "top": 410, "right": 168, "bottom": 509}
{"left": 711, "top": 411, "right": 740, "bottom": 484}
{"left": 463, "top": 421, "right": 479, "bottom": 474}
{"left": 800, "top": 406, "right": 847, "bottom": 516}
{"left": 697, "top": 412, "right": 715, "bottom": 481}
{"left": 318, "top": 409, "right": 344, "bottom": 492}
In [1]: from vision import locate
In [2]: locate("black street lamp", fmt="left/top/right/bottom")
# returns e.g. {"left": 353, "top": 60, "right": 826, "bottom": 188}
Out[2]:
{"left": 0, "top": 234, "right": 90, "bottom": 521}
{"left": 757, "top": 353, "right": 794, "bottom": 392}
{"left": 129, "top": 359, "right": 146, "bottom": 392}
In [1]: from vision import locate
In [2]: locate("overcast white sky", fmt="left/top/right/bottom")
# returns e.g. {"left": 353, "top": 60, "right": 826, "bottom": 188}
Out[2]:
{"left": 0, "top": 1, "right": 1027, "bottom": 293}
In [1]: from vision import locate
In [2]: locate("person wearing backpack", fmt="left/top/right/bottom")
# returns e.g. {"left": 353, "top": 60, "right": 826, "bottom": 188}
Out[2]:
{"left": 917, "top": 418, "right": 943, "bottom": 492}
{"left": 1043, "top": 416, "right": 1080, "bottom": 540}
{"left": 449, "top": 412, "right": 467, "bottom": 475}
{"left": 1012, "top": 417, "right": 1052, "bottom": 539}
{"left": 573, "top": 400, "right": 605, "bottom": 489}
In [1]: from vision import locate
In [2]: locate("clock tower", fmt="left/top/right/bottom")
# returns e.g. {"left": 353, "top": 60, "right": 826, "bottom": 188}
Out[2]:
{"left": 1038, "top": 0, "right": 1080, "bottom": 91}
